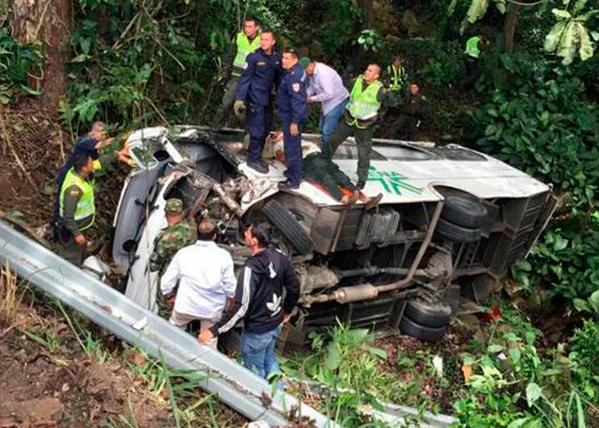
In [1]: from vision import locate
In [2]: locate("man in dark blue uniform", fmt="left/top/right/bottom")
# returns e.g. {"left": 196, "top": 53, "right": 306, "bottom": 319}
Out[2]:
{"left": 276, "top": 48, "right": 308, "bottom": 189}
{"left": 234, "top": 30, "right": 281, "bottom": 174}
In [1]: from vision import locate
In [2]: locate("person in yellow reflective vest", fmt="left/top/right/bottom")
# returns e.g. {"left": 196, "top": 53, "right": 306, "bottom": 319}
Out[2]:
{"left": 57, "top": 153, "right": 97, "bottom": 266}
{"left": 462, "top": 34, "right": 489, "bottom": 89}
{"left": 323, "top": 64, "right": 386, "bottom": 189}
{"left": 57, "top": 143, "right": 130, "bottom": 266}
{"left": 213, "top": 16, "right": 261, "bottom": 128}
{"left": 385, "top": 56, "right": 408, "bottom": 103}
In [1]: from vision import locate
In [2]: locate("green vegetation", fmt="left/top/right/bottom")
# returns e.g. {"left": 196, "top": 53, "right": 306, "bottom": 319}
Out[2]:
{"left": 1, "top": 0, "right": 599, "bottom": 424}
{"left": 0, "top": 28, "right": 43, "bottom": 104}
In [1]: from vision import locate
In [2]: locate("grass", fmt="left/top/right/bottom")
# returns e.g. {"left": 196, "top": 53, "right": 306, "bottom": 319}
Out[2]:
{"left": 3, "top": 269, "right": 239, "bottom": 427}
{"left": 0, "top": 262, "right": 27, "bottom": 327}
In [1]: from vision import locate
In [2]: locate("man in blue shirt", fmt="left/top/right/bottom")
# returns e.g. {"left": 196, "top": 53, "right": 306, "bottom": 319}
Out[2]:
{"left": 234, "top": 30, "right": 282, "bottom": 174}
{"left": 276, "top": 48, "right": 308, "bottom": 189}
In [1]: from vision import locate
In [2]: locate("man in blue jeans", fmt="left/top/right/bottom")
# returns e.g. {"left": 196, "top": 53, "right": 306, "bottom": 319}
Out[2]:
{"left": 305, "top": 60, "right": 349, "bottom": 151}
{"left": 198, "top": 224, "right": 299, "bottom": 383}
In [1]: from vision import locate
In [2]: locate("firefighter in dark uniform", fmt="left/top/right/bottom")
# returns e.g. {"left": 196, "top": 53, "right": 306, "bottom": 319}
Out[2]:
{"left": 276, "top": 48, "right": 308, "bottom": 189}
{"left": 234, "top": 30, "right": 282, "bottom": 174}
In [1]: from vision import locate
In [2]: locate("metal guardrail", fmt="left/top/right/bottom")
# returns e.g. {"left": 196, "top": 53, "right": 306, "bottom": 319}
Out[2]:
{"left": 0, "top": 221, "right": 334, "bottom": 427}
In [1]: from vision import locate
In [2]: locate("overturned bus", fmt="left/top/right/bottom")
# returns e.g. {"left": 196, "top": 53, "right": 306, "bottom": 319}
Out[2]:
{"left": 111, "top": 126, "right": 555, "bottom": 343}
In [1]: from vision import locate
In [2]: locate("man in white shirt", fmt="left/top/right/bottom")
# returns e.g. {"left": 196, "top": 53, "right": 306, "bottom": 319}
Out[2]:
{"left": 305, "top": 61, "right": 349, "bottom": 151}
{"left": 160, "top": 219, "right": 236, "bottom": 349}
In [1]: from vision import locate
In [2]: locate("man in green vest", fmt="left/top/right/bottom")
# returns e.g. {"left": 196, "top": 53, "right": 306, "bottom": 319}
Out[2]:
{"left": 462, "top": 34, "right": 489, "bottom": 89}
{"left": 213, "top": 17, "right": 261, "bottom": 128}
{"left": 57, "top": 153, "right": 97, "bottom": 266}
{"left": 385, "top": 56, "right": 408, "bottom": 103}
{"left": 323, "top": 64, "right": 386, "bottom": 189}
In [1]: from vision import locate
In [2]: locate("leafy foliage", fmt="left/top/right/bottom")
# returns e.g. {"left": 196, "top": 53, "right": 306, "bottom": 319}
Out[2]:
{"left": 544, "top": 0, "right": 599, "bottom": 65}
{"left": 284, "top": 324, "right": 389, "bottom": 427}
{"left": 0, "top": 28, "right": 44, "bottom": 104}
{"left": 454, "top": 309, "right": 595, "bottom": 427}
{"left": 472, "top": 54, "right": 599, "bottom": 307}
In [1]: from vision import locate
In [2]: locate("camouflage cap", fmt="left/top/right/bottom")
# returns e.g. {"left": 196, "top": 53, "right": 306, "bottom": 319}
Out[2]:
{"left": 299, "top": 56, "right": 311, "bottom": 69}
{"left": 164, "top": 198, "right": 184, "bottom": 214}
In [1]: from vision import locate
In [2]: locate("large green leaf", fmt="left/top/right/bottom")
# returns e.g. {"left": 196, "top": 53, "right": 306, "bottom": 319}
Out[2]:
{"left": 577, "top": 23, "right": 595, "bottom": 61}
{"left": 552, "top": 8, "right": 572, "bottom": 19}
{"left": 526, "top": 382, "right": 543, "bottom": 407}
{"left": 447, "top": 0, "right": 459, "bottom": 16}
{"left": 496, "top": 0, "right": 506, "bottom": 14}
{"left": 460, "top": 0, "right": 489, "bottom": 34}
{"left": 589, "top": 289, "right": 599, "bottom": 313}
{"left": 573, "top": 0, "right": 588, "bottom": 15}
{"left": 557, "top": 21, "right": 579, "bottom": 64}
{"left": 545, "top": 20, "right": 568, "bottom": 52}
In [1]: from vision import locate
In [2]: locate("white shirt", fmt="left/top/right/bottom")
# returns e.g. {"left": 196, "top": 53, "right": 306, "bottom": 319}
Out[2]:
{"left": 306, "top": 62, "right": 349, "bottom": 115}
{"left": 160, "top": 240, "right": 236, "bottom": 319}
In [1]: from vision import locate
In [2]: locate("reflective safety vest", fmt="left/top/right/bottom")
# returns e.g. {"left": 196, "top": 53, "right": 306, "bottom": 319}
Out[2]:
{"left": 465, "top": 36, "right": 481, "bottom": 58}
{"left": 59, "top": 168, "right": 95, "bottom": 230}
{"left": 346, "top": 76, "right": 383, "bottom": 123}
{"left": 386, "top": 64, "right": 407, "bottom": 91}
{"left": 232, "top": 31, "right": 261, "bottom": 76}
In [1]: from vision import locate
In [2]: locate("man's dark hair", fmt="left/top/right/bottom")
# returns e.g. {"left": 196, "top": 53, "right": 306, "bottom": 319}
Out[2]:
{"left": 261, "top": 28, "right": 275, "bottom": 38}
{"left": 369, "top": 63, "right": 382, "bottom": 75}
{"left": 198, "top": 220, "right": 217, "bottom": 241}
{"left": 283, "top": 47, "right": 299, "bottom": 60}
{"left": 73, "top": 153, "right": 91, "bottom": 173}
{"left": 245, "top": 16, "right": 260, "bottom": 25}
{"left": 247, "top": 224, "right": 270, "bottom": 248}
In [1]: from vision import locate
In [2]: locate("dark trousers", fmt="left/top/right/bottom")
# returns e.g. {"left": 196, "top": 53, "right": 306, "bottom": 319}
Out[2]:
{"left": 304, "top": 154, "right": 355, "bottom": 201}
{"left": 388, "top": 114, "right": 418, "bottom": 139}
{"left": 246, "top": 103, "right": 273, "bottom": 163}
{"left": 57, "top": 226, "right": 84, "bottom": 266}
{"left": 281, "top": 118, "right": 303, "bottom": 185}
{"left": 324, "top": 120, "right": 374, "bottom": 186}
{"left": 461, "top": 57, "right": 480, "bottom": 89}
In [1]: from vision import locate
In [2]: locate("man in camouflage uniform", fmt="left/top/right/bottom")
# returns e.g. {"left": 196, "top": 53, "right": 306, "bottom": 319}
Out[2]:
{"left": 149, "top": 198, "right": 197, "bottom": 274}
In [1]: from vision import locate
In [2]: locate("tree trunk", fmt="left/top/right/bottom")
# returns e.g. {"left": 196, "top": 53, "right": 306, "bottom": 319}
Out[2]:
{"left": 10, "top": 0, "right": 72, "bottom": 114}
{"left": 503, "top": 3, "right": 519, "bottom": 53}
{"left": 357, "top": 0, "right": 374, "bottom": 29}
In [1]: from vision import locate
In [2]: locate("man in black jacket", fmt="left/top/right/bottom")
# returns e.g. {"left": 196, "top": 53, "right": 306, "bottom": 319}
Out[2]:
{"left": 198, "top": 224, "right": 299, "bottom": 382}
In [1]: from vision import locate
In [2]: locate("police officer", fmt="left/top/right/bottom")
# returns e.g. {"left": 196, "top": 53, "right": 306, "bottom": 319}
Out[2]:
{"left": 234, "top": 30, "right": 282, "bottom": 174}
{"left": 388, "top": 82, "right": 427, "bottom": 139}
{"left": 149, "top": 198, "right": 197, "bottom": 275}
{"left": 385, "top": 56, "right": 408, "bottom": 99}
{"left": 324, "top": 64, "right": 386, "bottom": 189}
{"left": 276, "top": 48, "right": 308, "bottom": 189}
{"left": 56, "top": 153, "right": 97, "bottom": 266}
{"left": 461, "top": 34, "right": 489, "bottom": 89}
{"left": 213, "top": 17, "right": 261, "bottom": 128}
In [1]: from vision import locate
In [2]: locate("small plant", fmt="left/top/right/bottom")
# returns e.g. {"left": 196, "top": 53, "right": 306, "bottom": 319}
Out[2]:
{"left": 284, "top": 322, "right": 390, "bottom": 426}
{"left": 454, "top": 308, "right": 594, "bottom": 427}
{"left": 356, "top": 29, "right": 386, "bottom": 53}
{"left": 0, "top": 28, "right": 44, "bottom": 104}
